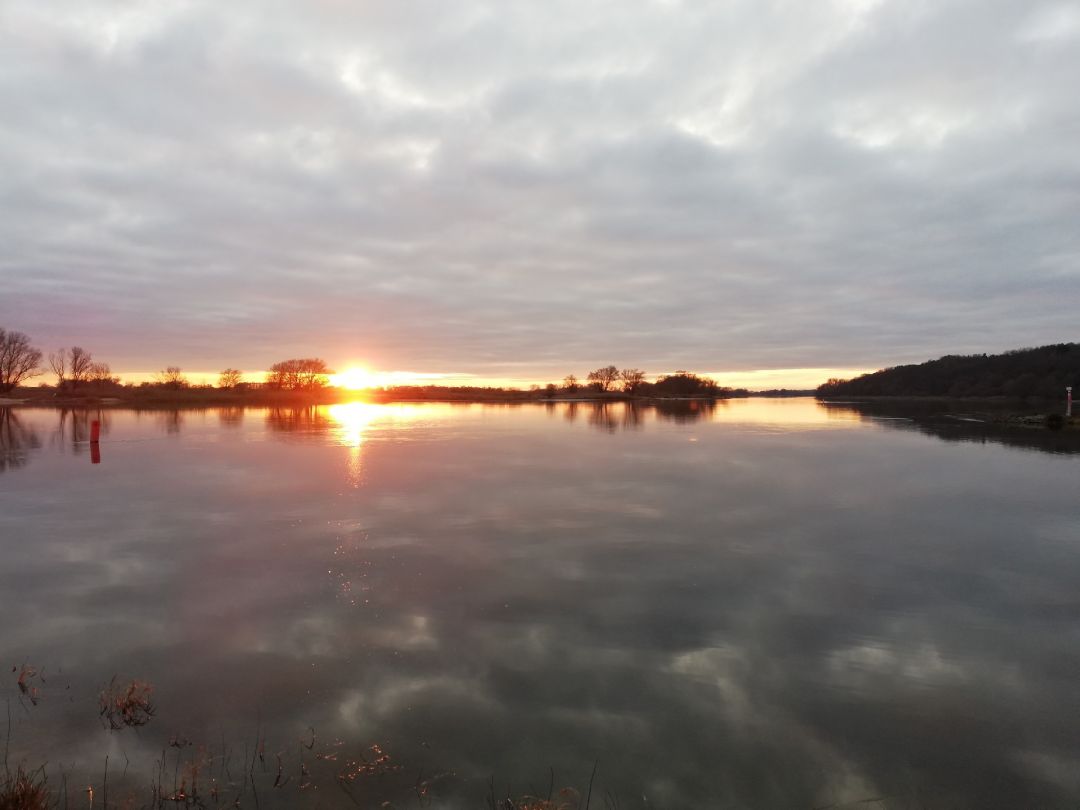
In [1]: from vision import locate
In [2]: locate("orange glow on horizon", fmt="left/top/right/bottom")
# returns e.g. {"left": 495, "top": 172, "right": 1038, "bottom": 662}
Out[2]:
{"left": 332, "top": 366, "right": 381, "bottom": 390}
{"left": 330, "top": 366, "right": 461, "bottom": 389}
{"left": 107, "top": 366, "right": 872, "bottom": 391}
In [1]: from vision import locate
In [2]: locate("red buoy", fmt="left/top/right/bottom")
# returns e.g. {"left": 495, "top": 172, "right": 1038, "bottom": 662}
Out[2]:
{"left": 90, "top": 420, "right": 101, "bottom": 443}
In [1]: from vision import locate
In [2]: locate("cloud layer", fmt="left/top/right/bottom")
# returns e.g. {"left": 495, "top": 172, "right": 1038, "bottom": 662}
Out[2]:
{"left": 1, "top": 0, "right": 1078, "bottom": 379}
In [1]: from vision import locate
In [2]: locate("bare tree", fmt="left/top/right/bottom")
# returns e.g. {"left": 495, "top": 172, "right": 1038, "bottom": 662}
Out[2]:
{"left": 297, "top": 358, "right": 333, "bottom": 389}
{"left": 155, "top": 366, "right": 188, "bottom": 389}
{"left": 89, "top": 362, "right": 116, "bottom": 387}
{"left": 620, "top": 368, "right": 646, "bottom": 394}
{"left": 68, "top": 347, "right": 93, "bottom": 388}
{"left": 218, "top": 368, "right": 242, "bottom": 388}
{"left": 562, "top": 374, "right": 579, "bottom": 392}
{"left": 48, "top": 349, "right": 67, "bottom": 388}
{"left": 266, "top": 361, "right": 296, "bottom": 389}
{"left": 49, "top": 346, "right": 96, "bottom": 389}
{"left": 586, "top": 365, "right": 620, "bottom": 392}
{"left": 0, "top": 329, "right": 43, "bottom": 392}
{"left": 267, "top": 358, "right": 333, "bottom": 390}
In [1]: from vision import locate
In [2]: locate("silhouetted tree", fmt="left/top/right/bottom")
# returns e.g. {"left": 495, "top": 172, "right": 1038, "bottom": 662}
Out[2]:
{"left": 68, "top": 347, "right": 93, "bottom": 388}
{"left": 296, "top": 359, "right": 333, "bottom": 389}
{"left": 652, "top": 371, "right": 722, "bottom": 397}
{"left": 562, "top": 374, "right": 579, "bottom": 392}
{"left": 587, "top": 365, "right": 619, "bottom": 392}
{"left": 817, "top": 378, "right": 849, "bottom": 394}
{"left": 267, "top": 358, "right": 333, "bottom": 390}
{"left": 89, "top": 362, "right": 114, "bottom": 382}
{"left": 620, "top": 368, "right": 646, "bottom": 394}
{"left": 48, "top": 349, "right": 67, "bottom": 388}
{"left": 0, "top": 329, "right": 43, "bottom": 392}
{"left": 155, "top": 366, "right": 189, "bottom": 389}
{"left": 815, "top": 344, "right": 1080, "bottom": 400}
{"left": 47, "top": 346, "right": 95, "bottom": 390}
{"left": 88, "top": 362, "right": 117, "bottom": 390}
{"left": 218, "top": 368, "right": 243, "bottom": 388}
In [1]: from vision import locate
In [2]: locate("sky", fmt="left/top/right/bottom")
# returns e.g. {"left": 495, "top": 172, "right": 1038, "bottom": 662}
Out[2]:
{"left": 1, "top": 0, "right": 1078, "bottom": 389}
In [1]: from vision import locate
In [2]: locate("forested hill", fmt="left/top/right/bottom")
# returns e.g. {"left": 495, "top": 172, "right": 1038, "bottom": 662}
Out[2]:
{"left": 817, "top": 343, "right": 1080, "bottom": 398}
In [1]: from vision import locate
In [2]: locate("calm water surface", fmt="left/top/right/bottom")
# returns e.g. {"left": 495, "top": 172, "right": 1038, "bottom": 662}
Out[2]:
{"left": 2, "top": 399, "right": 1079, "bottom": 808}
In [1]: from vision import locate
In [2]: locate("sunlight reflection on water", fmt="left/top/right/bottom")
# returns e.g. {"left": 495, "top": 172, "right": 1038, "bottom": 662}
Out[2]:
{"left": 1, "top": 399, "right": 1079, "bottom": 809}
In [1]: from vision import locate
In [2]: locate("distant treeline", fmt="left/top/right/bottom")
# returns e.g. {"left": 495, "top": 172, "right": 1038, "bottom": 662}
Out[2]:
{"left": 817, "top": 343, "right": 1079, "bottom": 399}
{"left": 556, "top": 366, "right": 747, "bottom": 398}
{"left": 1, "top": 329, "right": 753, "bottom": 401}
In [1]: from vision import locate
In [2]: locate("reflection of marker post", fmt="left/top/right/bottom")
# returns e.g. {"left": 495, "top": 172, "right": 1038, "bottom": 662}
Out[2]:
{"left": 90, "top": 419, "right": 101, "bottom": 464}
{"left": 1068, "top": 387, "right": 1073, "bottom": 418}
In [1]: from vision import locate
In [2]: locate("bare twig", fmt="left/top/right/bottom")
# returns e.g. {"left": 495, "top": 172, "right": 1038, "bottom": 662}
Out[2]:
{"left": 59, "top": 762, "right": 69, "bottom": 810}
{"left": 584, "top": 761, "right": 598, "bottom": 810}
{"left": 4, "top": 697, "right": 10, "bottom": 779}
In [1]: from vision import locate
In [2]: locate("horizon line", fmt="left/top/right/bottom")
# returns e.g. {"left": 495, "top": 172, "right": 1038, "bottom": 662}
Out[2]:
{"left": 86, "top": 366, "right": 874, "bottom": 392}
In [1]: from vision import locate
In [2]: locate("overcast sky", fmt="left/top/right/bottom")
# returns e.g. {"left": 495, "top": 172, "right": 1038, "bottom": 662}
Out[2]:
{"left": 1, "top": 0, "right": 1078, "bottom": 385}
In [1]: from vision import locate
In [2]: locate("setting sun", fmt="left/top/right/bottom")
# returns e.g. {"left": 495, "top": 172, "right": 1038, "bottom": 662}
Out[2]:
{"left": 332, "top": 367, "right": 380, "bottom": 390}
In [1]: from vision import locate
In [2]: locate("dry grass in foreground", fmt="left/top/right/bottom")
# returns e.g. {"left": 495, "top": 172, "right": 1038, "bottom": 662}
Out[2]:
{"left": 0, "top": 766, "right": 50, "bottom": 810}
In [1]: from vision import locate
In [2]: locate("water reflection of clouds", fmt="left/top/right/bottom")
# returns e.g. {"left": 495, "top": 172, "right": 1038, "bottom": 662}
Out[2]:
{"left": 277, "top": 429, "right": 1078, "bottom": 803}
{"left": 2, "top": 404, "right": 1080, "bottom": 807}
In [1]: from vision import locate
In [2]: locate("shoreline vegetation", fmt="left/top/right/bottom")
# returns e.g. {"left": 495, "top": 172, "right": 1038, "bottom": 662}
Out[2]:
{"left": 816, "top": 342, "right": 1078, "bottom": 400}
{"left": 0, "top": 329, "right": 1074, "bottom": 428}
{"left": 814, "top": 342, "right": 1080, "bottom": 432}
{"left": 0, "top": 384, "right": 816, "bottom": 409}
{"left": 2, "top": 333, "right": 819, "bottom": 406}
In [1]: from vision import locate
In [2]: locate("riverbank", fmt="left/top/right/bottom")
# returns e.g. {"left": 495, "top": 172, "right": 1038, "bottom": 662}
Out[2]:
{"left": 817, "top": 395, "right": 1078, "bottom": 431}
